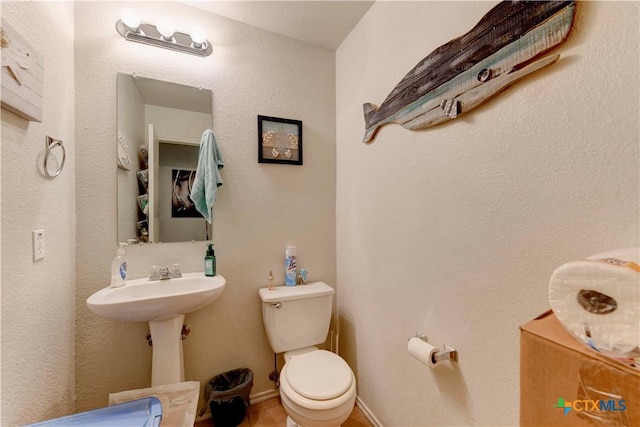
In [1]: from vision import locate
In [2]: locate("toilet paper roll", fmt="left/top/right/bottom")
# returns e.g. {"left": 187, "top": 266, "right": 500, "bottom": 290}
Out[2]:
{"left": 408, "top": 337, "right": 438, "bottom": 367}
{"left": 548, "top": 248, "right": 640, "bottom": 367}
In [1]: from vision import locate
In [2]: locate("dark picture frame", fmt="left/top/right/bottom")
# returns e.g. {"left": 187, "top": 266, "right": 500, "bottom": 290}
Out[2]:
{"left": 171, "top": 169, "right": 202, "bottom": 218}
{"left": 258, "top": 115, "right": 303, "bottom": 165}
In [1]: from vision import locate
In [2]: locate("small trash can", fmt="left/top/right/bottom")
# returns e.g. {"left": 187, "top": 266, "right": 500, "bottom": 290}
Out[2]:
{"left": 203, "top": 368, "right": 253, "bottom": 427}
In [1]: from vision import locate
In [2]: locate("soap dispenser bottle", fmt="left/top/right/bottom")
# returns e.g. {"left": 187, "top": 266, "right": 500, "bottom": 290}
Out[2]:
{"left": 205, "top": 244, "right": 216, "bottom": 277}
{"left": 110, "top": 243, "right": 128, "bottom": 288}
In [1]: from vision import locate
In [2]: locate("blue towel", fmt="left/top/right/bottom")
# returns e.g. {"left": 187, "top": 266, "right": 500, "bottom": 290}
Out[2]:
{"left": 191, "top": 129, "right": 224, "bottom": 223}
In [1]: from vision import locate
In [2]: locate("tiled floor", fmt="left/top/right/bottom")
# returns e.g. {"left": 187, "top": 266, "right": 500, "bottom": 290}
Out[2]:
{"left": 195, "top": 397, "right": 372, "bottom": 427}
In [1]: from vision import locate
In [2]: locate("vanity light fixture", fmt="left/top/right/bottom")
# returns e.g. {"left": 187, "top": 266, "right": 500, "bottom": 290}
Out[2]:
{"left": 156, "top": 20, "right": 175, "bottom": 41}
{"left": 120, "top": 8, "right": 141, "bottom": 32}
{"left": 190, "top": 27, "right": 206, "bottom": 49}
{"left": 115, "top": 9, "right": 212, "bottom": 57}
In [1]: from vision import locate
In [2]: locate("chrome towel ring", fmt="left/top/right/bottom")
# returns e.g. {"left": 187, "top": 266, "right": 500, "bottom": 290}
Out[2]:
{"left": 44, "top": 135, "right": 66, "bottom": 178}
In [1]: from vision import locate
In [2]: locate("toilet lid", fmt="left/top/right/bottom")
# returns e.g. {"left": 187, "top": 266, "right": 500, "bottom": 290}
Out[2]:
{"left": 285, "top": 350, "right": 353, "bottom": 401}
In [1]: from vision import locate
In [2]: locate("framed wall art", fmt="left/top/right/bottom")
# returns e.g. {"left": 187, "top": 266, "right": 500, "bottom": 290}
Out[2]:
{"left": 1, "top": 18, "right": 44, "bottom": 122}
{"left": 171, "top": 169, "right": 201, "bottom": 218}
{"left": 258, "top": 115, "right": 303, "bottom": 165}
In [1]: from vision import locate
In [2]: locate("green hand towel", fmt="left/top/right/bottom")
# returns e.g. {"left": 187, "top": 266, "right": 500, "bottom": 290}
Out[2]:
{"left": 192, "top": 129, "right": 224, "bottom": 223}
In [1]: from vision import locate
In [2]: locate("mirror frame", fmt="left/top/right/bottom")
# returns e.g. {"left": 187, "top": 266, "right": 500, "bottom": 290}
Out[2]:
{"left": 116, "top": 73, "right": 213, "bottom": 244}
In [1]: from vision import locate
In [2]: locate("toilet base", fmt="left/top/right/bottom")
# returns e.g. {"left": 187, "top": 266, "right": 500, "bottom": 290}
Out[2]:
{"left": 280, "top": 388, "right": 353, "bottom": 427}
{"left": 285, "top": 415, "right": 342, "bottom": 427}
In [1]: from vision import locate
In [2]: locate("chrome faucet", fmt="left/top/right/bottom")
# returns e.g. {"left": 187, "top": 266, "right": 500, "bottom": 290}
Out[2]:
{"left": 159, "top": 267, "right": 171, "bottom": 280}
{"left": 149, "top": 264, "right": 182, "bottom": 280}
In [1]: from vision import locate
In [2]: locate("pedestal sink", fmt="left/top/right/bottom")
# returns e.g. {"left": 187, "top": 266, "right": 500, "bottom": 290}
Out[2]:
{"left": 86, "top": 272, "right": 225, "bottom": 386}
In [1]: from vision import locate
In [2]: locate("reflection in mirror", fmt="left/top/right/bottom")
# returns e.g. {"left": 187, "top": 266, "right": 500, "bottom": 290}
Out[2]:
{"left": 117, "top": 73, "right": 213, "bottom": 244}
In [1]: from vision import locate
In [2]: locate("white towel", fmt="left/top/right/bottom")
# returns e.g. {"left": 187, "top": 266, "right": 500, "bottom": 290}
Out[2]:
{"left": 191, "top": 129, "right": 224, "bottom": 223}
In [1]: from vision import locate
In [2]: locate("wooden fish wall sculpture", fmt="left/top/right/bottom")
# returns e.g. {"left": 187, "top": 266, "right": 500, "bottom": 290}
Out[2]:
{"left": 362, "top": 1, "right": 576, "bottom": 143}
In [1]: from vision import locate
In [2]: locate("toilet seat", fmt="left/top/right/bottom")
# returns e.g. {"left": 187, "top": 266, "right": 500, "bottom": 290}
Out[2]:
{"left": 286, "top": 350, "right": 353, "bottom": 401}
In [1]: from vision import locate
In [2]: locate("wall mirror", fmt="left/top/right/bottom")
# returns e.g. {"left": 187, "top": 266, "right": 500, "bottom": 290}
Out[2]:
{"left": 117, "top": 73, "right": 213, "bottom": 244}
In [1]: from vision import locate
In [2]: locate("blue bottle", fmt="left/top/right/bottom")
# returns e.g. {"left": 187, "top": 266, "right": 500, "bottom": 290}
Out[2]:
{"left": 285, "top": 246, "right": 296, "bottom": 286}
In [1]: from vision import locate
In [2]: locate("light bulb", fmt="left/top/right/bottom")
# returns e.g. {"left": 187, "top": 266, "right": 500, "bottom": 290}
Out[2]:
{"left": 157, "top": 20, "right": 175, "bottom": 41}
{"left": 120, "top": 8, "right": 140, "bottom": 31}
{"left": 190, "top": 26, "right": 206, "bottom": 48}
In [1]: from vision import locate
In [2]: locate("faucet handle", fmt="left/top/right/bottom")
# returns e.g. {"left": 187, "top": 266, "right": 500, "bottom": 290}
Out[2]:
{"left": 149, "top": 265, "right": 161, "bottom": 281}
{"left": 170, "top": 263, "right": 182, "bottom": 279}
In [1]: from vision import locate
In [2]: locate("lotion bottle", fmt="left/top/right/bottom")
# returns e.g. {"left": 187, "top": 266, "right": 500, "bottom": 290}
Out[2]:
{"left": 205, "top": 243, "right": 216, "bottom": 277}
{"left": 110, "top": 243, "right": 128, "bottom": 288}
{"left": 268, "top": 270, "right": 275, "bottom": 290}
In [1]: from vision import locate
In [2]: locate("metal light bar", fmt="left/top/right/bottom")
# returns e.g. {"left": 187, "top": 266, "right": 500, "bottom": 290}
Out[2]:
{"left": 116, "top": 20, "right": 212, "bottom": 57}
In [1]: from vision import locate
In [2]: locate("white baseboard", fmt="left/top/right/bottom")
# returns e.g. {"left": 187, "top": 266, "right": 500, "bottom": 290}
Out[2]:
{"left": 356, "top": 396, "right": 383, "bottom": 427}
{"left": 250, "top": 389, "right": 280, "bottom": 404}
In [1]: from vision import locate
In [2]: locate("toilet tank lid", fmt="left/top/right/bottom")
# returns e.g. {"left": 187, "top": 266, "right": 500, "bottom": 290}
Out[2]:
{"left": 259, "top": 282, "right": 334, "bottom": 303}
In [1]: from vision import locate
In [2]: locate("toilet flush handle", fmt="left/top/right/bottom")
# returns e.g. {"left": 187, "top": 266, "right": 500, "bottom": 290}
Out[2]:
{"left": 269, "top": 302, "right": 282, "bottom": 309}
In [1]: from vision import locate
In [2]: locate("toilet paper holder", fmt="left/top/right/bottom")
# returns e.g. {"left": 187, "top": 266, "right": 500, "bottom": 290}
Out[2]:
{"left": 433, "top": 344, "right": 458, "bottom": 363}
{"left": 410, "top": 332, "right": 459, "bottom": 364}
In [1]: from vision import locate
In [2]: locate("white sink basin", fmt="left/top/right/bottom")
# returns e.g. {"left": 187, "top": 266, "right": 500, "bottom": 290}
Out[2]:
{"left": 86, "top": 272, "right": 225, "bottom": 322}
{"left": 86, "top": 272, "right": 226, "bottom": 387}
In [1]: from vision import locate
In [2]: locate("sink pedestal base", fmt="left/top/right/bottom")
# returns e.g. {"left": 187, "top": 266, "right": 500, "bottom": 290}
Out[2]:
{"left": 149, "top": 314, "right": 185, "bottom": 387}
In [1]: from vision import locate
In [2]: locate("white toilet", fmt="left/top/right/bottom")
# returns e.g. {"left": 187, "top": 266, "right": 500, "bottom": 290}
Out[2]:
{"left": 259, "top": 282, "right": 356, "bottom": 427}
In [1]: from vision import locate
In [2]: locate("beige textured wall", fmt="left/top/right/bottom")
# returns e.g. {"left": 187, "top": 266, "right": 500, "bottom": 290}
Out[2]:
{"left": 0, "top": 2, "right": 76, "bottom": 425}
{"left": 6, "top": 1, "right": 635, "bottom": 425}
{"left": 336, "top": 1, "right": 639, "bottom": 425}
{"left": 74, "top": 0, "right": 336, "bottom": 413}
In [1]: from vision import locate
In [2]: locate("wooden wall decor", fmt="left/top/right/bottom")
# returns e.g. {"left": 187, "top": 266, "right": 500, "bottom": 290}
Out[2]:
{"left": 362, "top": 1, "right": 576, "bottom": 143}
{"left": 1, "top": 18, "right": 44, "bottom": 122}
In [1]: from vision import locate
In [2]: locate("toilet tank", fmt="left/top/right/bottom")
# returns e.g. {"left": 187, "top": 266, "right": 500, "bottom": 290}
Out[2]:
{"left": 259, "top": 282, "right": 334, "bottom": 354}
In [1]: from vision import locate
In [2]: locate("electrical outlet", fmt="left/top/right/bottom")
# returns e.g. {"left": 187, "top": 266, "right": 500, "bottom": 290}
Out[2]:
{"left": 32, "top": 229, "right": 45, "bottom": 261}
